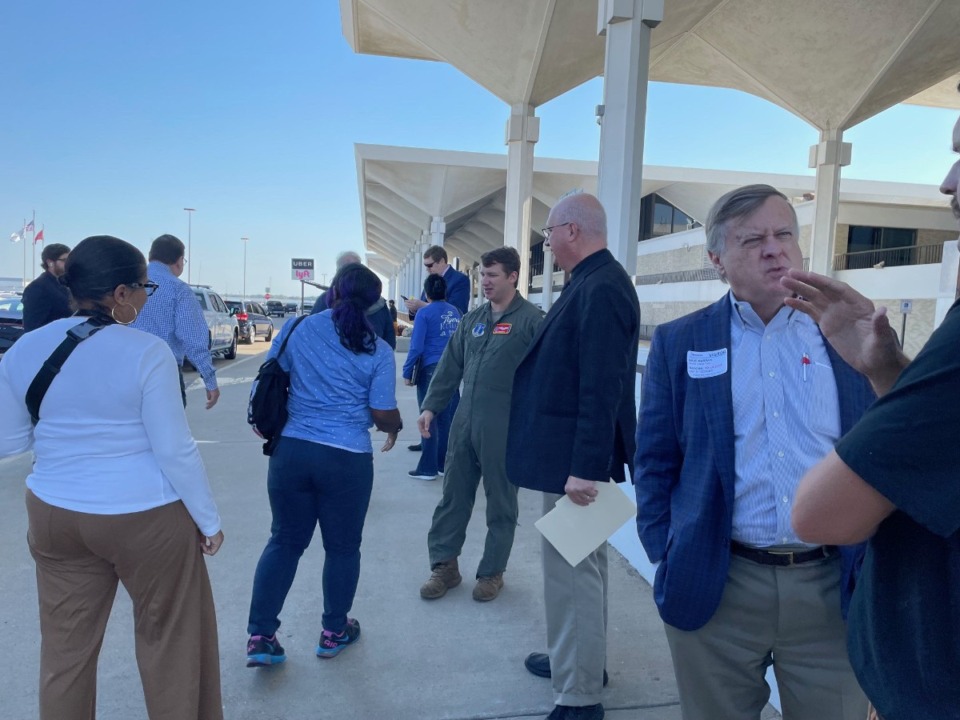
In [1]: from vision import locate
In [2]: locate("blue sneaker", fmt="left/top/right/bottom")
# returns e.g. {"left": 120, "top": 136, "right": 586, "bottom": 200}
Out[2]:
{"left": 316, "top": 618, "right": 361, "bottom": 658}
{"left": 246, "top": 634, "right": 286, "bottom": 667}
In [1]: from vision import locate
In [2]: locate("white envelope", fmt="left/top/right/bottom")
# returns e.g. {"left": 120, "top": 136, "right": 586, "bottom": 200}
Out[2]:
{"left": 535, "top": 481, "right": 637, "bottom": 567}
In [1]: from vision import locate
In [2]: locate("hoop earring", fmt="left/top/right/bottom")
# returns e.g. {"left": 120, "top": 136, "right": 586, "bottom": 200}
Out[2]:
{"left": 111, "top": 302, "right": 138, "bottom": 325}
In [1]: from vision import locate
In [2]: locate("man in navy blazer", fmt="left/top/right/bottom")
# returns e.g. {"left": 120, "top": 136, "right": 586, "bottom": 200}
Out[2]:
{"left": 508, "top": 192, "right": 640, "bottom": 720}
{"left": 635, "top": 185, "right": 873, "bottom": 720}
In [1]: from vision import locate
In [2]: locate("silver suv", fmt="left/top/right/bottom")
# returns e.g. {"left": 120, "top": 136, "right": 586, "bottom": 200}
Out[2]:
{"left": 190, "top": 286, "right": 239, "bottom": 360}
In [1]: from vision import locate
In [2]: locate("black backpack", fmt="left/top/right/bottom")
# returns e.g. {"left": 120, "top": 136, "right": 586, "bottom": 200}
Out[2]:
{"left": 247, "top": 314, "right": 307, "bottom": 455}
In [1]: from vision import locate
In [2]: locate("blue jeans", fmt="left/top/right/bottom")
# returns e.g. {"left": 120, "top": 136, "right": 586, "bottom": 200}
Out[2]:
{"left": 247, "top": 437, "right": 373, "bottom": 636}
{"left": 415, "top": 363, "right": 459, "bottom": 476}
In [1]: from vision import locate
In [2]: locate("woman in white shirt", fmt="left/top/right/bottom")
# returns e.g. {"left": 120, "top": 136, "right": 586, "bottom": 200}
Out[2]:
{"left": 0, "top": 235, "right": 224, "bottom": 720}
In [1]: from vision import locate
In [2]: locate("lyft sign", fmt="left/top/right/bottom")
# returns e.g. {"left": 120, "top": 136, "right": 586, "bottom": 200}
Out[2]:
{"left": 291, "top": 258, "right": 314, "bottom": 281}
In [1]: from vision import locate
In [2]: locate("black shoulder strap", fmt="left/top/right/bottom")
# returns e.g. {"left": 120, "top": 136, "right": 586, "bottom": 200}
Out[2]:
{"left": 25, "top": 318, "right": 106, "bottom": 425}
{"left": 275, "top": 314, "right": 307, "bottom": 360}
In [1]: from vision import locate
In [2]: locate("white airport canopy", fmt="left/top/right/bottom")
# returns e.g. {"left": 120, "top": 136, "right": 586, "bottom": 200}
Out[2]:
{"left": 357, "top": 143, "right": 948, "bottom": 268}
{"left": 340, "top": 0, "right": 960, "bottom": 130}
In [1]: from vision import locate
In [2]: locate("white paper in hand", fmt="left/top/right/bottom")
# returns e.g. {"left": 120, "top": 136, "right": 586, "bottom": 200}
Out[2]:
{"left": 535, "top": 481, "right": 637, "bottom": 567}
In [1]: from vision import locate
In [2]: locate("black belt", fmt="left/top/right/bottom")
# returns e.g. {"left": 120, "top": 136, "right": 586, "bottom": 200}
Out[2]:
{"left": 731, "top": 541, "right": 837, "bottom": 567}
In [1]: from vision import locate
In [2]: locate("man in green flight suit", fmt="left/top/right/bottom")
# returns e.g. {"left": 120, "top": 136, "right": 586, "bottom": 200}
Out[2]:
{"left": 417, "top": 246, "right": 544, "bottom": 602}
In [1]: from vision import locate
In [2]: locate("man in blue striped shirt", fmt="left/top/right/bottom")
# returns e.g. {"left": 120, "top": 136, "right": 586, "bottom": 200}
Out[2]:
{"left": 133, "top": 235, "right": 220, "bottom": 409}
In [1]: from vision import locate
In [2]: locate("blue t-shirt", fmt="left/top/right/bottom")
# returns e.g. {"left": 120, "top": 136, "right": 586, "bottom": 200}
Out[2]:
{"left": 271, "top": 311, "right": 397, "bottom": 453}
{"left": 403, "top": 301, "right": 461, "bottom": 378}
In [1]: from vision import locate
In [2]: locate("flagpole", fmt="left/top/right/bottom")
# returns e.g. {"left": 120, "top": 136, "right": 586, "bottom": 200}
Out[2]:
{"left": 30, "top": 210, "right": 36, "bottom": 281}
{"left": 22, "top": 218, "right": 27, "bottom": 288}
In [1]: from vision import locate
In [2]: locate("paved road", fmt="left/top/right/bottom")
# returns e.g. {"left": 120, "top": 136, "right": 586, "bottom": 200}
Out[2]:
{"left": 0, "top": 316, "right": 780, "bottom": 719}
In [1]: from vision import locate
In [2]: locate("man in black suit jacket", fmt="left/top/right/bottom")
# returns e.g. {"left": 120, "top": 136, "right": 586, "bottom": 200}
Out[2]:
{"left": 23, "top": 243, "right": 72, "bottom": 331}
{"left": 507, "top": 192, "right": 640, "bottom": 720}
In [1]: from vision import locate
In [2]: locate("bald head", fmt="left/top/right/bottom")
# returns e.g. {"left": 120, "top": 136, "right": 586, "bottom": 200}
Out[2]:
{"left": 336, "top": 250, "right": 363, "bottom": 269}
{"left": 544, "top": 192, "right": 608, "bottom": 271}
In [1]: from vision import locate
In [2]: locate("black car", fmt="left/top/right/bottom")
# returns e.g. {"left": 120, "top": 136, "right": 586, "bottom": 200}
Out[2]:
{"left": 0, "top": 295, "right": 25, "bottom": 357}
{"left": 265, "top": 300, "right": 286, "bottom": 317}
{"left": 284, "top": 302, "right": 298, "bottom": 314}
{"left": 225, "top": 300, "right": 274, "bottom": 343}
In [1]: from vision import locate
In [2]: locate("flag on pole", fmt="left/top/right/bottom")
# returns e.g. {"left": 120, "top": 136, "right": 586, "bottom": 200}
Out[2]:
{"left": 34, "top": 227, "right": 44, "bottom": 244}
{"left": 24, "top": 220, "right": 35, "bottom": 233}
{"left": 9, "top": 232, "right": 22, "bottom": 243}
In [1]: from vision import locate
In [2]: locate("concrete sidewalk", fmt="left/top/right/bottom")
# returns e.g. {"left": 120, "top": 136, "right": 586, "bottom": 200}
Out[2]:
{"left": 0, "top": 340, "right": 779, "bottom": 719}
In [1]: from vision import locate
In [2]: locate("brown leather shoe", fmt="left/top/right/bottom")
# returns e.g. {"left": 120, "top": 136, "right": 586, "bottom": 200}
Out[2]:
{"left": 420, "top": 559, "right": 462, "bottom": 599}
{"left": 472, "top": 573, "right": 504, "bottom": 602}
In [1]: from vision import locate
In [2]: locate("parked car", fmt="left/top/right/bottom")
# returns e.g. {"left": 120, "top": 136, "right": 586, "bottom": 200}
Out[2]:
{"left": 225, "top": 299, "right": 274, "bottom": 343}
{"left": 190, "top": 285, "right": 238, "bottom": 360}
{"left": 0, "top": 295, "right": 25, "bottom": 357}
{"left": 284, "top": 302, "right": 298, "bottom": 314}
{"left": 301, "top": 302, "right": 314, "bottom": 315}
{"left": 265, "top": 300, "right": 286, "bottom": 317}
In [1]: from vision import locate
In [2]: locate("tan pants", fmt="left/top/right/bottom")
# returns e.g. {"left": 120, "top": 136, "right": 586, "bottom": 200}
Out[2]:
{"left": 663, "top": 553, "right": 866, "bottom": 720}
{"left": 26, "top": 491, "right": 223, "bottom": 720}
{"left": 541, "top": 492, "right": 609, "bottom": 707}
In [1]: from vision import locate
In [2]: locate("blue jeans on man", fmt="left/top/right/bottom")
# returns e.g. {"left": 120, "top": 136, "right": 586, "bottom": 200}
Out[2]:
{"left": 247, "top": 437, "right": 373, "bottom": 635}
{"left": 414, "top": 363, "right": 459, "bottom": 477}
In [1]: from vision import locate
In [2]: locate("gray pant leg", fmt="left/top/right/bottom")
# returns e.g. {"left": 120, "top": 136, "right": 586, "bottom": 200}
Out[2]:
{"left": 474, "top": 418, "right": 519, "bottom": 578}
{"left": 541, "top": 492, "right": 608, "bottom": 708}
{"left": 664, "top": 554, "right": 866, "bottom": 720}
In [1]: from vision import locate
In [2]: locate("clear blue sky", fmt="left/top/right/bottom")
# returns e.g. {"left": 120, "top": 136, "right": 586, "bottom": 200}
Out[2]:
{"left": 1, "top": 0, "right": 957, "bottom": 296}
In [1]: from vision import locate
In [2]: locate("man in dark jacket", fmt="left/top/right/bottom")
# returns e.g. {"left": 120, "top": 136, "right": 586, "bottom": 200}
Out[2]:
{"left": 311, "top": 251, "right": 395, "bottom": 350}
{"left": 507, "top": 192, "right": 640, "bottom": 720}
{"left": 22, "top": 243, "right": 71, "bottom": 331}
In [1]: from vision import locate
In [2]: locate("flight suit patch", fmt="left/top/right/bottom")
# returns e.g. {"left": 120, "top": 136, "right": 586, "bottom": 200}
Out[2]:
{"left": 492, "top": 323, "right": 512, "bottom": 335}
{"left": 472, "top": 323, "right": 486, "bottom": 337}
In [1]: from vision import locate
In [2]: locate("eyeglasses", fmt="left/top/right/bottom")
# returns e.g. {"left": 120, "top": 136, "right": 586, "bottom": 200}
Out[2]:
{"left": 541, "top": 222, "right": 573, "bottom": 239}
{"left": 127, "top": 281, "right": 159, "bottom": 297}
{"left": 423, "top": 261, "right": 435, "bottom": 269}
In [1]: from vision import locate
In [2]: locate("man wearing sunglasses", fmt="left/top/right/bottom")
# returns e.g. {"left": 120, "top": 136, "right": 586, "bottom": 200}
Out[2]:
{"left": 404, "top": 245, "right": 470, "bottom": 319}
{"left": 133, "top": 234, "right": 220, "bottom": 409}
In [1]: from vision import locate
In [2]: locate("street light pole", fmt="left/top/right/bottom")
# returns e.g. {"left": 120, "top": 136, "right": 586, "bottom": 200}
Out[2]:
{"left": 183, "top": 208, "right": 196, "bottom": 284}
{"left": 241, "top": 237, "right": 249, "bottom": 300}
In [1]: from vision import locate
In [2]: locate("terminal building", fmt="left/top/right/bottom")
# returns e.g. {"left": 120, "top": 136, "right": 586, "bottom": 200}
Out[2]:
{"left": 357, "top": 143, "right": 958, "bottom": 357}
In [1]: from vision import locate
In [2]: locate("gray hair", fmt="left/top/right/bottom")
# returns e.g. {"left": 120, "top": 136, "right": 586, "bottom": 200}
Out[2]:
{"left": 335, "top": 250, "right": 363, "bottom": 269}
{"left": 705, "top": 184, "right": 797, "bottom": 256}
{"left": 552, "top": 192, "right": 607, "bottom": 242}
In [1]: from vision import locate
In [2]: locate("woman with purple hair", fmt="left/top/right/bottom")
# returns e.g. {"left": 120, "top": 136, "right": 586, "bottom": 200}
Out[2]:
{"left": 245, "top": 263, "right": 402, "bottom": 666}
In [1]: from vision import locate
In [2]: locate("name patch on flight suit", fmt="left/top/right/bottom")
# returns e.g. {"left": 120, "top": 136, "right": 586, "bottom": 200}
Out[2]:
{"left": 492, "top": 323, "right": 512, "bottom": 335}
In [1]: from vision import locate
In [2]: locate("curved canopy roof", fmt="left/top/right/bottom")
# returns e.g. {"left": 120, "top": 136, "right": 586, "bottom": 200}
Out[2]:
{"left": 341, "top": 0, "right": 960, "bottom": 130}
{"left": 358, "top": 144, "right": 950, "bottom": 273}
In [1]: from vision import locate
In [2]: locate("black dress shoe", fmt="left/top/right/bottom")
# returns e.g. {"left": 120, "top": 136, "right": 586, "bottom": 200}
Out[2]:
{"left": 525, "top": 652, "right": 608, "bottom": 686}
{"left": 408, "top": 443, "right": 422, "bottom": 451}
{"left": 545, "top": 703, "right": 604, "bottom": 720}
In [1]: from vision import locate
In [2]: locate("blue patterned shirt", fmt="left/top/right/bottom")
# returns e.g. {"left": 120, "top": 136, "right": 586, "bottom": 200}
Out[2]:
{"left": 133, "top": 261, "right": 217, "bottom": 390}
{"left": 271, "top": 310, "right": 397, "bottom": 454}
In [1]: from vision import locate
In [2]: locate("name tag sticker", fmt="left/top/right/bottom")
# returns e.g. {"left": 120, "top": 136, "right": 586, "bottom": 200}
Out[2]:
{"left": 492, "top": 323, "right": 512, "bottom": 335}
{"left": 687, "top": 349, "right": 728, "bottom": 379}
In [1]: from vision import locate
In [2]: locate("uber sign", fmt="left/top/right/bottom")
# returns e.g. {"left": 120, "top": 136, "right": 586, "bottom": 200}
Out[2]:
{"left": 291, "top": 258, "right": 314, "bottom": 281}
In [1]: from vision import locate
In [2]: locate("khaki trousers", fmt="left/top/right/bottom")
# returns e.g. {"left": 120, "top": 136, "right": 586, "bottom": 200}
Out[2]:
{"left": 541, "top": 492, "right": 608, "bottom": 707}
{"left": 663, "top": 553, "right": 867, "bottom": 720}
{"left": 26, "top": 490, "right": 222, "bottom": 720}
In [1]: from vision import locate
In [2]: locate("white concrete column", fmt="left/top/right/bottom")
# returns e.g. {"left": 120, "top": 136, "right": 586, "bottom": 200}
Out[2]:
{"left": 419, "top": 237, "right": 431, "bottom": 297}
{"left": 430, "top": 216, "right": 446, "bottom": 247}
{"left": 596, "top": 0, "right": 662, "bottom": 277}
{"left": 388, "top": 274, "right": 397, "bottom": 303}
{"left": 504, "top": 103, "right": 539, "bottom": 297}
{"left": 474, "top": 265, "right": 483, "bottom": 308}
{"left": 807, "top": 128, "right": 852, "bottom": 276}
{"left": 542, "top": 244, "right": 555, "bottom": 310}
{"left": 407, "top": 250, "right": 417, "bottom": 298}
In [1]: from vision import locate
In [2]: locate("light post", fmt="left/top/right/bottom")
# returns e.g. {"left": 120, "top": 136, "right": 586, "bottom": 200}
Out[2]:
{"left": 183, "top": 208, "right": 195, "bottom": 284}
{"left": 241, "top": 237, "right": 249, "bottom": 300}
